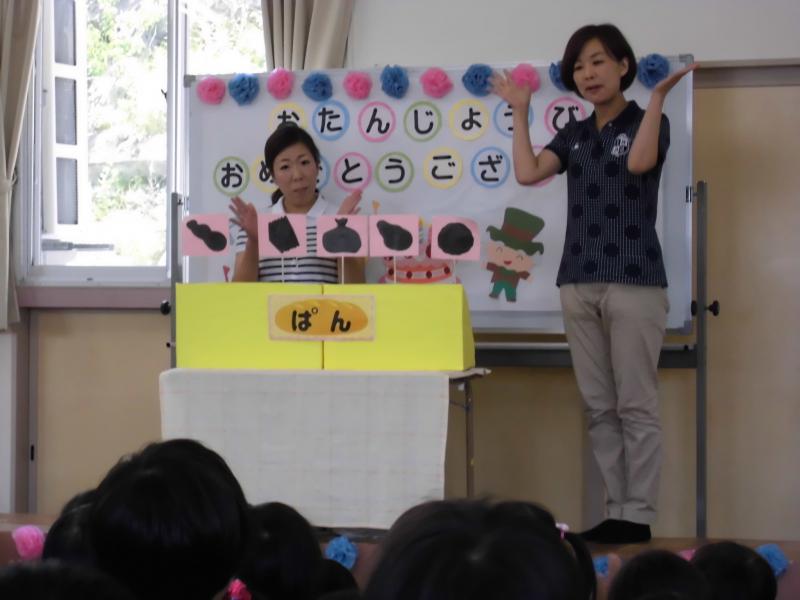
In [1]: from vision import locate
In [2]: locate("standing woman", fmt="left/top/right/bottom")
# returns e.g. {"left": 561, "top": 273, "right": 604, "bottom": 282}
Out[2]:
{"left": 229, "top": 123, "right": 364, "bottom": 283}
{"left": 492, "top": 24, "right": 696, "bottom": 544}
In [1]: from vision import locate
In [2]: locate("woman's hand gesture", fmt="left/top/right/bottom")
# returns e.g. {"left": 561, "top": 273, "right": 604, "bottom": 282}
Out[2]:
{"left": 229, "top": 196, "right": 258, "bottom": 239}
{"left": 337, "top": 189, "right": 363, "bottom": 215}
{"left": 490, "top": 69, "right": 532, "bottom": 111}
{"left": 653, "top": 62, "right": 698, "bottom": 98}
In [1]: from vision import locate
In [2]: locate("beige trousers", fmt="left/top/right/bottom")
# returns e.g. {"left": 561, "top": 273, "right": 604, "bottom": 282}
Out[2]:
{"left": 560, "top": 283, "right": 668, "bottom": 525}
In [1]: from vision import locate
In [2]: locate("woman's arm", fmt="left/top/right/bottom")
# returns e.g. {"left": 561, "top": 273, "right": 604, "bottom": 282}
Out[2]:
{"left": 628, "top": 63, "right": 698, "bottom": 174}
{"left": 229, "top": 195, "right": 260, "bottom": 282}
{"left": 490, "top": 71, "right": 561, "bottom": 184}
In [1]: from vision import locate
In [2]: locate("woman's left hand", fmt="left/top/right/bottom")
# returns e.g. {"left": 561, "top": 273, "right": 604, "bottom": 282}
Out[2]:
{"left": 653, "top": 62, "right": 698, "bottom": 97}
{"left": 337, "top": 190, "right": 363, "bottom": 215}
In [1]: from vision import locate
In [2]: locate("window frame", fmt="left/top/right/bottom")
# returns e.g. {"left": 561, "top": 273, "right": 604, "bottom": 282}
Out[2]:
{"left": 15, "top": 0, "right": 187, "bottom": 290}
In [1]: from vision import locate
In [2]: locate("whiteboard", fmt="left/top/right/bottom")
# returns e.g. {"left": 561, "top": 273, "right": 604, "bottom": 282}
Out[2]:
{"left": 185, "top": 59, "right": 692, "bottom": 332}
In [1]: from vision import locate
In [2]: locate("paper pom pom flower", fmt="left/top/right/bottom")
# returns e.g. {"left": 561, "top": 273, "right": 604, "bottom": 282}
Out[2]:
{"left": 462, "top": 63, "right": 493, "bottom": 96}
{"left": 228, "top": 73, "right": 259, "bottom": 106}
{"left": 549, "top": 62, "right": 568, "bottom": 92}
{"left": 420, "top": 67, "right": 453, "bottom": 98}
{"left": 325, "top": 535, "right": 358, "bottom": 570}
{"left": 267, "top": 68, "right": 294, "bottom": 99}
{"left": 343, "top": 71, "right": 372, "bottom": 100}
{"left": 302, "top": 72, "right": 333, "bottom": 101}
{"left": 637, "top": 53, "right": 671, "bottom": 88}
{"left": 757, "top": 543, "right": 790, "bottom": 578}
{"left": 380, "top": 65, "right": 409, "bottom": 99}
{"left": 196, "top": 76, "right": 226, "bottom": 104}
{"left": 12, "top": 525, "right": 45, "bottom": 561}
{"left": 511, "top": 63, "right": 541, "bottom": 93}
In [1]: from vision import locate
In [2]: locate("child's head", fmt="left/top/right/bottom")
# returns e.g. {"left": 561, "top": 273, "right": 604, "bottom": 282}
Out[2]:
{"left": 237, "top": 501, "right": 323, "bottom": 600}
{"left": 363, "top": 498, "right": 595, "bottom": 600}
{"left": 264, "top": 123, "right": 321, "bottom": 205}
{"left": 0, "top": 560, "right": 137, "bottom": 600}
{"left": 609, "top": 550, "right": 710, "bottom": 600}
{"left": 42, "top": 488, "right": 98, "bottom": 566}
{"left": 88, "top": 439, "right": 250, "bottom": 600}
{"left": 315, "top": 558, "right": 359, "bottom": 597}
{"left": 561, "top": 24, "right": 637, "bottom": 101}
{"left": 691, "top": 542, "right": 777, "bottom": 600}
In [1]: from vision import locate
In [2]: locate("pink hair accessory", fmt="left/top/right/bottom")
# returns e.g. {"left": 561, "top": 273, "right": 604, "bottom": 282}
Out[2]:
{"left": 226, "top": 579, "right": 252, "bottom": 600}
{"left": 343, "top": 71, "right": 372, "bottom": 100}
{"left": 555, "top": 522, "right": 570, "bottom": 540}
{"left": 12, "top": 525, "right": 46, "bottom": 561}
{"left": 420, "top": 67, "right": 453, "bottom": 98}
{"left": 267, "top": 68, "right": 294, "bottom": 99}
{"left": 678, "top": 548, "right": 697, "bottom": 561}
{"left": 510, "top": 63, "right": 541, "bottom": 93}
{"left": 196, "top": 76, "right": 226, "bottom": 105}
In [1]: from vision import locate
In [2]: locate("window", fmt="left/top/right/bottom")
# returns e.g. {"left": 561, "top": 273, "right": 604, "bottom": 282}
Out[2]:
{"left": 18, "top": 0, "right": 265, "bottom": 285}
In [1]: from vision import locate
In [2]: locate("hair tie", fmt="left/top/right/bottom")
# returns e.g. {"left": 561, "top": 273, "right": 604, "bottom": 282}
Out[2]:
{"left": 555, "top": 522, "right": 570, "bottom": 540}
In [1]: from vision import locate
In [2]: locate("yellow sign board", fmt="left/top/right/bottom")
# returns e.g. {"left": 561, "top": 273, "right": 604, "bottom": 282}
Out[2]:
{"left": 269, "top": 295, "right": 375, "bottom": 341}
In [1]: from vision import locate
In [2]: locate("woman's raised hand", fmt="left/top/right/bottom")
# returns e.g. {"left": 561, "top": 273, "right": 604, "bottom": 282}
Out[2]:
{"left": 337, "top": 189, "right": 363, "bottom": 215}
{"left": 490, "top": 69, "right": 532, "bottom": 111}
{"left": 229, "top": 196, "right": 259, "bottom": 239}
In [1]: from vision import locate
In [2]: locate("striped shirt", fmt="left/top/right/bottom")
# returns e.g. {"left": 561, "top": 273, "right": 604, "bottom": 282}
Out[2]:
{"left": 545, "top": 101, "right": 669, "bottom": 288}
{"left": 231, "top": 195, "right": 339, "bottom": 283}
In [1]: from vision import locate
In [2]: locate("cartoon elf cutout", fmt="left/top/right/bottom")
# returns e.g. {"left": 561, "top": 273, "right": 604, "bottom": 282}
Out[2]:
{"left": 486, "top": 207, "right": 545, "bottom": 303}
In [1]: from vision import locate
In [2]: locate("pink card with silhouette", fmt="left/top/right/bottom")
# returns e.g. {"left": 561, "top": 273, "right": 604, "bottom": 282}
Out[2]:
{"left": 431, "top": 216, "right": 481, "bottom": 261}
{"left": 257, "top": 214, "right": 307, "bottom": 258}
{"left": 316, "top": 215, "right": 369, "bottom": 257}
{"left": 182, "top": 214, "right": 230, "bottom": 256}
{"left": 368, "top": 214, "right": 420, "bottom": 258}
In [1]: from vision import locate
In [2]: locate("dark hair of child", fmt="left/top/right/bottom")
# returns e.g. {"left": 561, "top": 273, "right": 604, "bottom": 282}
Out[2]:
{"left": 88, "top": 439, "right": 251, "bottom": 600}
{"left": 237, "top": 501, "right": 324, "bottom": 600}
{"left": 0, "top": 560, "right": 137, "bottom": 600}
{"left": 608, "top": 549, "right": 711, "bottom": 600}
{"left": 691, "top": 541, "right": 777, "bottom": 600}
{"left": 560, "top": 24, "right": 638, "bottom": 96}
{"left": 363, "top": 498, "right": 595, "bottom": 600}
{"left": 315, "top": 558, "right": 359, "bottom": 597}
{"left": 263, "top": 123, "right": 321, "bottom": 205}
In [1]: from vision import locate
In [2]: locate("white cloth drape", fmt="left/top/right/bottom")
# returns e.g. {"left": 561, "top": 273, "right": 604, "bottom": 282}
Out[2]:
{"left": 0, "top": 0, "right": 40, "bottom": 330}
{"left": 261, "top": 0, "right": 354, "bottom": 70}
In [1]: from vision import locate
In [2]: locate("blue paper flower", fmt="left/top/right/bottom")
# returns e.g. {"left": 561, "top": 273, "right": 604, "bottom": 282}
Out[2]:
{"left": 461, "top": 63, "right": 492, "bottom": 97}
{"left": 549, "top": 62, "right": 568, "bottom": 92}
{"left": 637, "top": 53, "right": 671, "bottom": 89}
{"left": 227, "top": 74, "right": 260, "bottom": 106}
{"left": 593, "top": 555, "right": 609, "bottom": 577}
{"left": 756, "top": 543, "right": 790, "bottom": 578}
{"left": 302, "top": 72, "right": 333, "bottom": 101}
{"left": 324, "top": 535, "right": 358, "bottom": 570}
{"left": 380, "top": 65, "right": 409, "bottom": 99}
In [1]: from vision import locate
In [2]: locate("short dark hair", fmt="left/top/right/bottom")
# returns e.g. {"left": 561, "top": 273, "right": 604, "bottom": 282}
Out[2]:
{"left": 237, "top": 502, "right": 323, "bottom": 600}
{"left": 691, "top": 542, "right": 777, "bottom": 600}
{"left": 561, "top": 24, "right": 637, "bottom": 97}
{"left": 609, "top": 550, "right": 710, "bottom": 600}
{"left": 264, "top": 123, "right": 321, "bottom": 205}
{"left": 88, "top": 439, "right": 251, "bottom": 600}
{"left": 363, "top": 499, "right": 595, "bottom": 600}
{"left": 0, "top": 560, "right": 137, "bottom": 600}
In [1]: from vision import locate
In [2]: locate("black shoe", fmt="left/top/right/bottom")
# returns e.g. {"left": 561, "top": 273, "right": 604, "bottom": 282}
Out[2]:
{"left": 579, "top": 519, "right": 651, "bottom": 544}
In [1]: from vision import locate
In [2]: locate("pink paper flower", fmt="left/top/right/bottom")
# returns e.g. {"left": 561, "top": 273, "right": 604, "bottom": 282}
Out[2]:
{"left": 420, "top": 67, "right": 453, "bottom": 98}
{"left": 343, "top": 71, "right": 372, "bottom": 100}
{"left": 12, "top": 525, "right": 45, "bottom": 561}
{"left": 267, "top": 68, "right": 294, "bottom": 100}
{"left": 510, "top": 63, "right": 541, "bottom": 93}
{"left": 196, "top": 76, "right": 226, "bottom": 105}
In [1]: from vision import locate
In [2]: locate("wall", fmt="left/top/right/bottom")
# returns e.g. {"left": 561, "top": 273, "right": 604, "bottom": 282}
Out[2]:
{"left": 32, "top": 310, "right": 169, "bottom": 515}
{"left": 347, "top": 0, "right": 800, "bottom": 67}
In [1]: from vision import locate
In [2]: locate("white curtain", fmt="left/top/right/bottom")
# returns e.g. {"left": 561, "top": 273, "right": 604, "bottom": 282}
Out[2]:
{"left": 0, "top": 0, "right": 40, "bottom": 330}
{"left": 261, "top": 0, "right": 354, "bottom": 70}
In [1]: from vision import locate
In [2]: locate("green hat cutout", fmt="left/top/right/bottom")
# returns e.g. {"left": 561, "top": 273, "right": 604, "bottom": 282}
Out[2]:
{"left": 486, "top": 207, "right": 545, "bottom": 256}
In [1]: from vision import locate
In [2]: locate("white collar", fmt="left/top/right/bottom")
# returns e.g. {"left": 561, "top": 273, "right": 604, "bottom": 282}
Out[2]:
{"left": 270, "top": 194, "right": 331, "bottom": 216}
